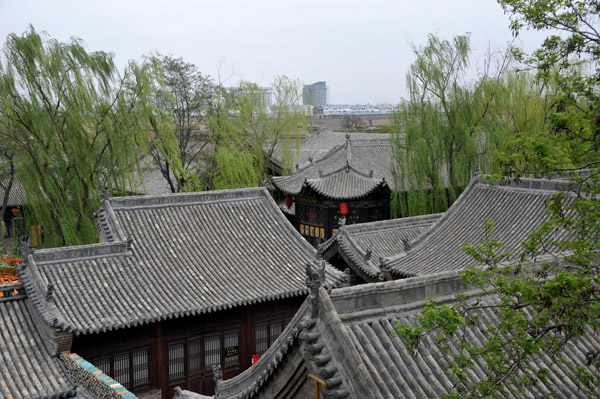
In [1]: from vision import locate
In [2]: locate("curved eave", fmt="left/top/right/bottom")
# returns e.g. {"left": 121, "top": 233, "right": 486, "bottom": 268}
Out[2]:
{"left": 319, "top": 229, "right": 383, "bottom": 282}
{"left": 336, "top": 238, "right": 384, "bottom": 282}
{"left": 21, "top": 261, "right": 346, "bottom": 336}
{"left": 67, "top": 286, "right": 312, "bottom": 336}
{"left": 318, "top": 230, "right": 341, "bottom": 259}
{"left": 303, "top": 178, "right": 391, "bottom": 201}
{"left": 271, "top": 176, "right": 303, "bottom": 196}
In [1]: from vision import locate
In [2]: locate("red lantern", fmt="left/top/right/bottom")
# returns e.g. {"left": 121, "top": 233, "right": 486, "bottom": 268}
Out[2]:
{"left": 340, "top": 202, "right": 348, "bottom": 215}
{"left": 285, "top": 195, "right": 293, "bottom": 208}
{"left": 10, "top": 208, "right": 19, "bottom": 215}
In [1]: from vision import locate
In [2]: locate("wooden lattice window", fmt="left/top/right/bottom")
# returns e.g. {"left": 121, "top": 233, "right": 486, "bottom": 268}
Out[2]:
{"left": 204, "top": 335, "right": 221, "bottom": 368}
{"left": 188, "top": 338, "right": 203, "bottom": 374}
{"left": 89, "top": 346, "right": 150, "bottom": 390}
{"left": 255, "top": 324, "right": 268, "bottom": 355}
{"left": 168, "top": 342, "right": 185, "bottom": 381}
{"left": 224, "top": 331, "right": 240, "bottom": 367}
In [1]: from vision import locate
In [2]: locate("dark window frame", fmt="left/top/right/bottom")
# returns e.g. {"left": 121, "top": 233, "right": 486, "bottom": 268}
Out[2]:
{"left": 89, "top": 345, "right": 152, "bottom": 391}
{"left": 253, "top": 318, "right": 287, "bottom": 356}
{"left": 166, "top": 326, "right": 242, "bottom": 384}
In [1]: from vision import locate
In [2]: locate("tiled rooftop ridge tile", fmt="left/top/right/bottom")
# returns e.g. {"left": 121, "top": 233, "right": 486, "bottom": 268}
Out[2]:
{"left": 61, "top": 352, "right": 137, "bottom": 399}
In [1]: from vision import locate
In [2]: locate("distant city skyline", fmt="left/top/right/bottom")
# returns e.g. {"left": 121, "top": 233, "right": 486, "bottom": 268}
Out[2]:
{"left": 303, "top": 81, "right": 329, "bottom": 106}
{"left": 0, "top": 0, "right": 551, "bottom": 104}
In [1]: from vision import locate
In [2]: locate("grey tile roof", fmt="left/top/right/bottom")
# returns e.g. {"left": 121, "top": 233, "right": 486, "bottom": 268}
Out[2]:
{"left": 308, "top": 165, "right": 389, "bottom": 200}
{"left": 19, "top": 187, "right": 346, "bottom": 335}
{"left": 0, "top": 282, "right": 77, "bottom": 399}
{"left": 328, "top": 274, "right": 599, "bottom": 399}
{"left": 0, "top": 179, "right": 27, "bottom": 207}
{"left": 318, "top": 213, "right": 441, "bottom": 282}
{"left": 382, "top": 176, "right": 575, "bottom": 278}
{"left": 213, "top": 271, "right": 600, "bottom": 399}
{"left": 269, "top": 129, "right": 391, "bottom": 173}
{"left": 271, "top": 135, "right": 394, "bottom": 200}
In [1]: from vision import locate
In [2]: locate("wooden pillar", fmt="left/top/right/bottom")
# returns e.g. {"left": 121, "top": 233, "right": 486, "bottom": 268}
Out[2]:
{"left": 155, "top": 323, "right": 164, "bottom": 397}
{"left": 243, "top": 307, "right": 253, "bottom": 370}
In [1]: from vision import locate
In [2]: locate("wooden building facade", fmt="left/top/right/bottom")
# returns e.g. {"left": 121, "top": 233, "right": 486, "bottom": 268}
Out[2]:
{"left": 18, "top": 187, "right": 345, "bottom": 399}
{"left": 272, "top": 135, "right": 394, "bottom": 247}
{"left": 70, "top": 297, "right": 304, "bottom": 397}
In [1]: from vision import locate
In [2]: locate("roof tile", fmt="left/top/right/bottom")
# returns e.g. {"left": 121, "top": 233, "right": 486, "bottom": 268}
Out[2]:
{"left": 21, "top": 187, "right": 346, "bottom": 335}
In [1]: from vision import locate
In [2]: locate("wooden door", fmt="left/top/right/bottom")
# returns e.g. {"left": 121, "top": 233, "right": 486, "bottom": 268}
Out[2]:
{"left": 162, "top": 329, "right": 242, "bottom": 398}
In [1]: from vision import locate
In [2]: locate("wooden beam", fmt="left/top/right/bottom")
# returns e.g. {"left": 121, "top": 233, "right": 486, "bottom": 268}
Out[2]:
{"left": 307, "top": 373, "right": 327, "bottom": 399}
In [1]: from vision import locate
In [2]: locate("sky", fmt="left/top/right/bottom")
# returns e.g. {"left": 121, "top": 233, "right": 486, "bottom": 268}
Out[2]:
{"left": 0, "top": 0, "right": 550, "bottom": 104}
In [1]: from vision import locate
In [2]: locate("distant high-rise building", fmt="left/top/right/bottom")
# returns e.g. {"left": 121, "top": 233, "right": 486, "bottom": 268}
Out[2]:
{"left": 260, "top": 87, "right": 273, "bottom": 108}
{"left": 227, "top": 86, "right": 273, "bottom": 108}
{"left": 303, "top": 81, "right": 329, "bottom": 106}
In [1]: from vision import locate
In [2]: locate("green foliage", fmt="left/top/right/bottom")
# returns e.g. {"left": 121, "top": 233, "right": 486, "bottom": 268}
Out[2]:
{"left": 391, "top": 34, "right": 511, "bottom": 217}
{"left": 202, "top": 76, "right": 305, "bottom": 189}
{"left": 0, "top": 27, "right": 172, "bottom": 246}
{"left": 395, "top": 212, "right": 600, "bottom": 398}
{"left": 149, "top": 54, "right": 215, "bottom": 193}
{"left": 392, "top": 8, "right": 600, "bottom": 388}
{"left": 212, "top": 147, "right": 258, "bottom": 190}
{"left": 497, "top": 0, "right": 600, "bottom": 176}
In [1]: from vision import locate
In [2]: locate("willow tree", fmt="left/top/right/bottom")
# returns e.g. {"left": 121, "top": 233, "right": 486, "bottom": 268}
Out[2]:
{"left": 264, "top": 75, "right": 306, "bottom": 175}
{"left": 149, "top": 54, "right": 216, "bottom": 193}
{"left": 231, "top": 76, "right": 305, "bottom": 180}
{"left": 394, "top": 1, "right": 600, "bottom": 396}
{"left": 392, "top": 34, "right": 510, "bottom": 217}
{"left": 203, "top": 76, "right": 305, "bottom": 190}
{"left": 0, "top": 27, "right": 173, "bottom": 247}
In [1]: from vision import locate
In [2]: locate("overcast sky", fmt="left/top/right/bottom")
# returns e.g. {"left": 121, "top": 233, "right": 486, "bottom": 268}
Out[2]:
{"left": 0, "top": 0, "right": 549, "bottom": 104}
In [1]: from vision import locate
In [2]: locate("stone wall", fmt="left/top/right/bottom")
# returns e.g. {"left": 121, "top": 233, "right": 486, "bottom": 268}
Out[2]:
{"left": 61, "top": 352, "right": 136, "bottom": 399}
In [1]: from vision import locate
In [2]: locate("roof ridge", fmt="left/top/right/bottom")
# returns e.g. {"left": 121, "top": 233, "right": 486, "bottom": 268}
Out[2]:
{"left": 18, "top": 255, "right": 72, "bottom": 331}
{"left": 108, "top": 186, "right": 270, "bottom": 209}
{"left": 312, "top": 163, "right": 377, "bottom": 180}
{"left": 32, "top": 241, "right": 130, "bottom": 265}
{"left": 489, "top": 175, "right": 580, "bottom": 194}
{"left": 344, "top": 213, "right": 443, "bottom": 234}
{"left": 330, "top": 270, "right": 462, "bottom": 317}
{"left": 316, "top": 286, "right": 380, "bottom": 396}
{"left": 349, "top": 138, "right": 391, "bottom": 147}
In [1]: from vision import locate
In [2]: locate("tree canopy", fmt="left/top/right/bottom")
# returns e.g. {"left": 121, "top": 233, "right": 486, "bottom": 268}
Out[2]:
{"left": 149, "top": 53, "right": 215, "bottom": 193}
{"left": 394, "top": 1, "right": 600, "bottom": 397}
{"left": 0, "top": 27, "right": 173, "bottom": 247}
{"left": 391, "top": 34, "right": 512, "bottom": 217}
{"left": 203, "top": 76, "right": 305, "bottom": 190}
